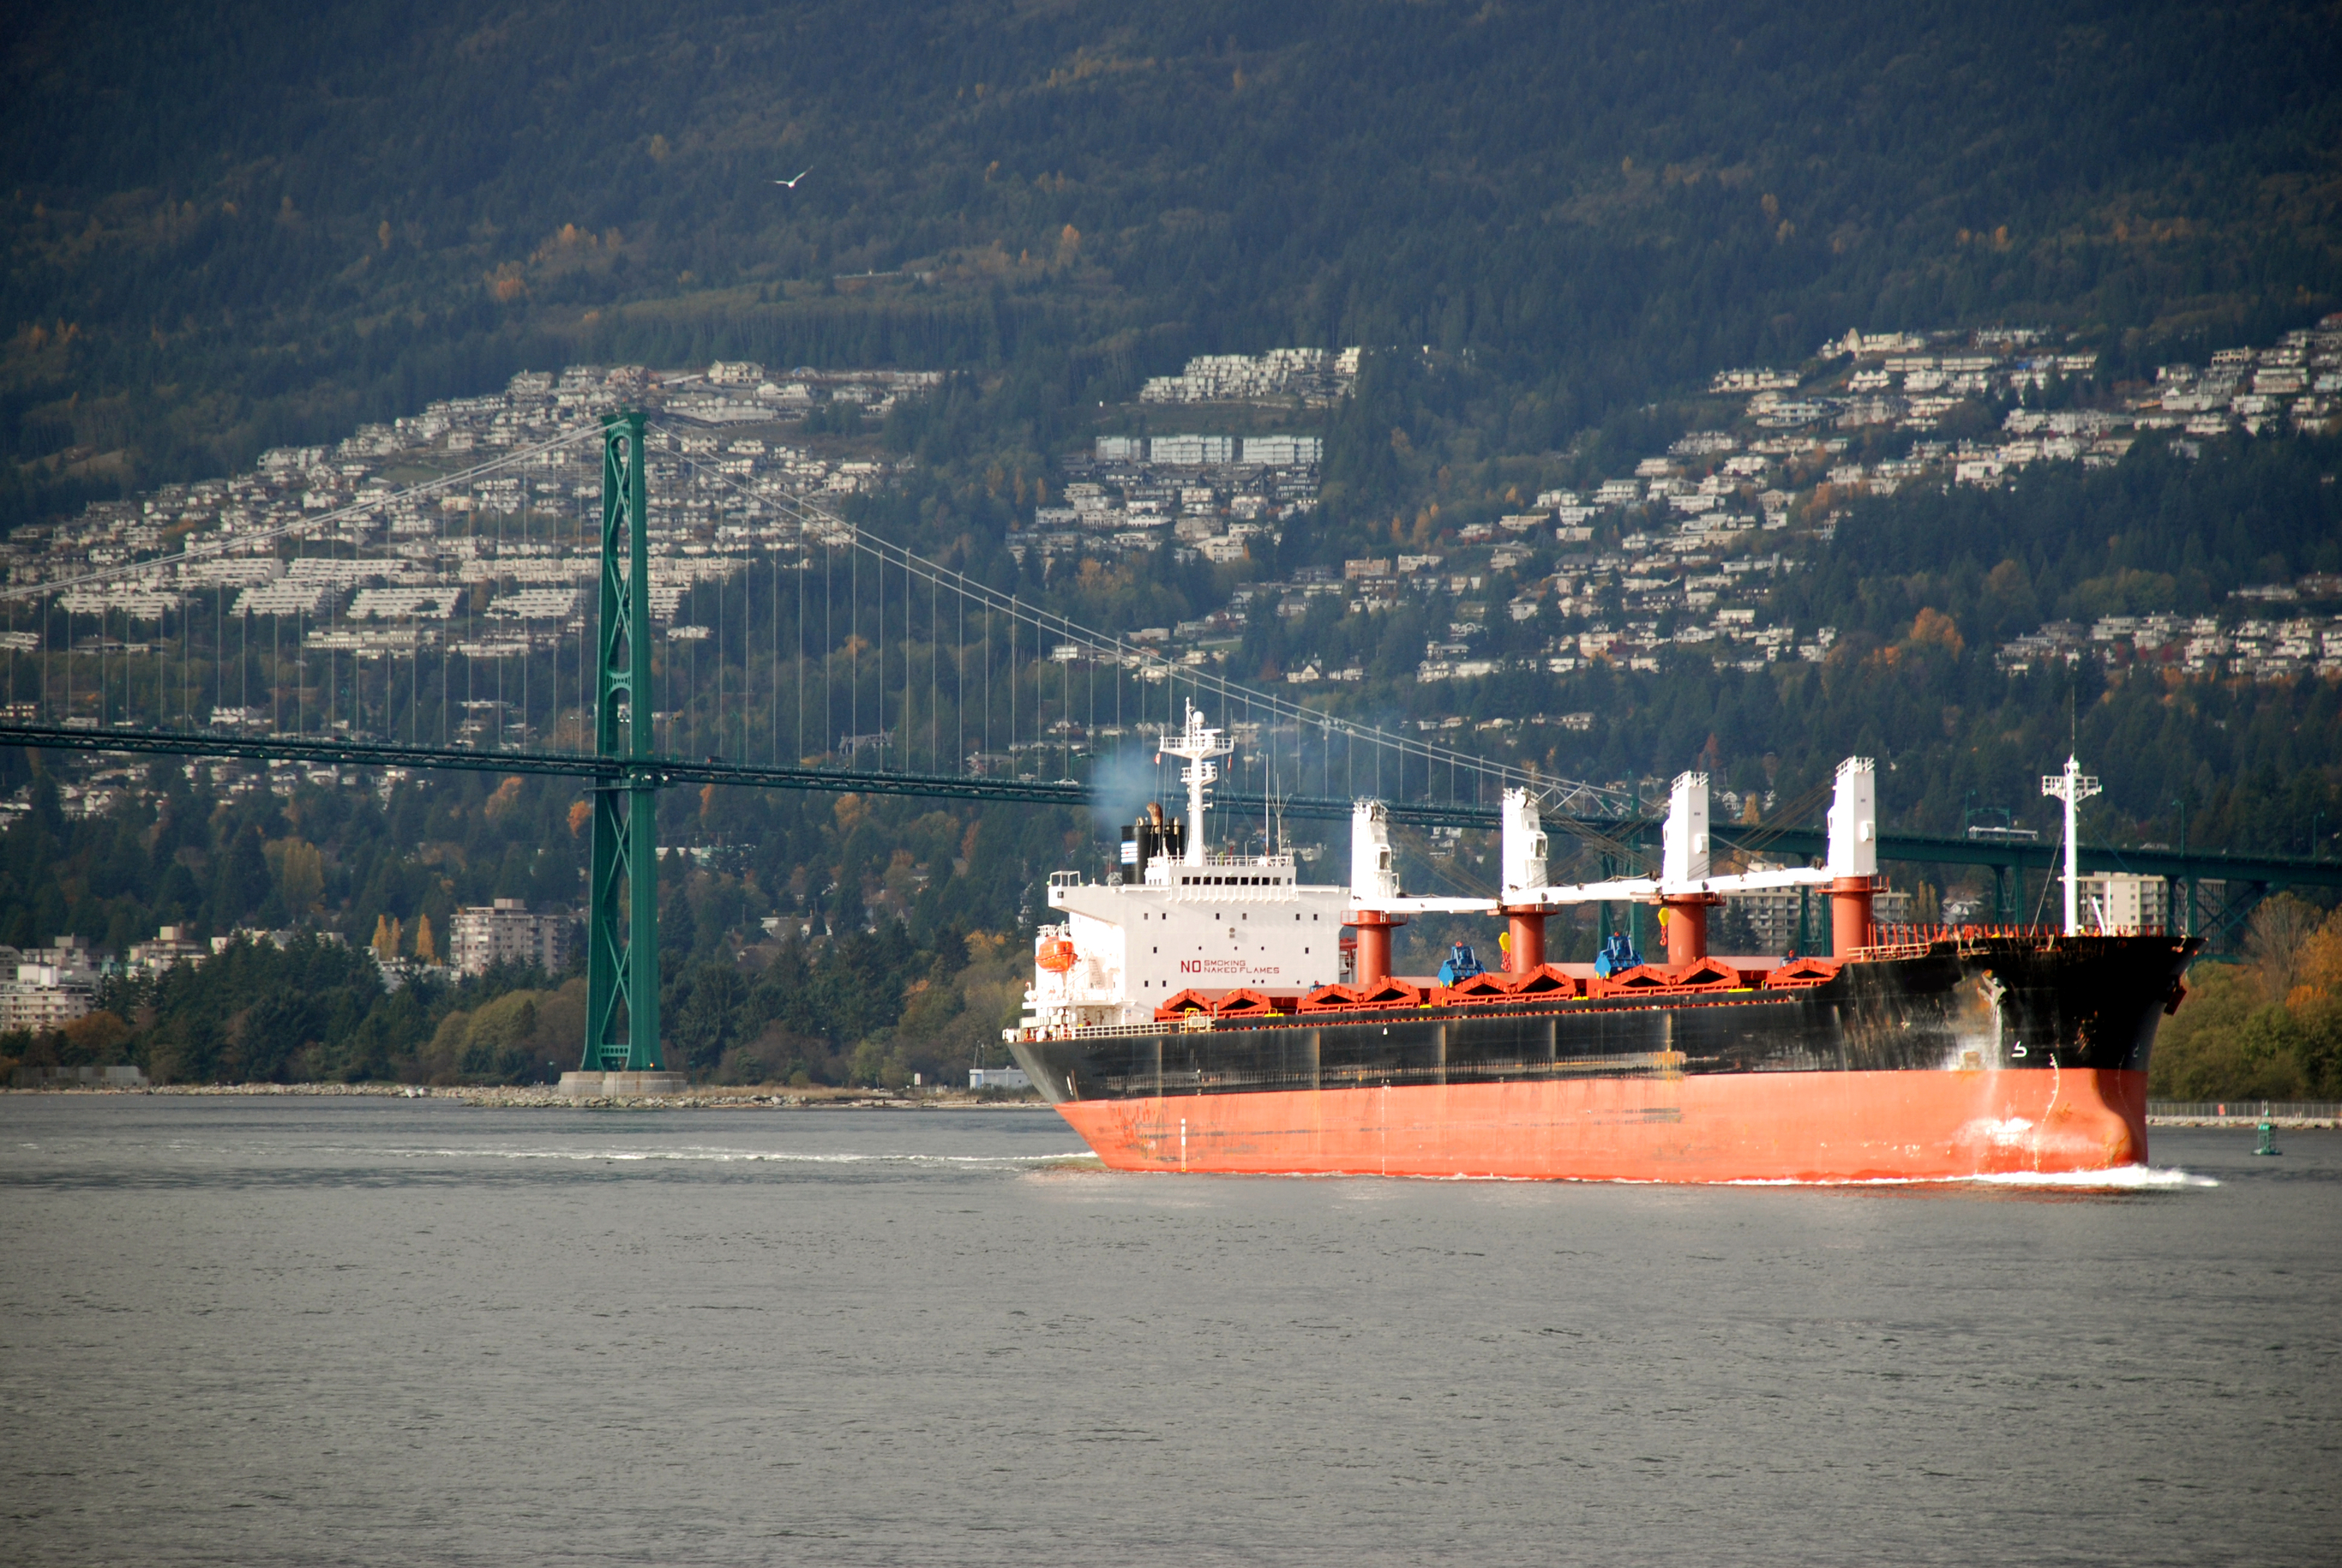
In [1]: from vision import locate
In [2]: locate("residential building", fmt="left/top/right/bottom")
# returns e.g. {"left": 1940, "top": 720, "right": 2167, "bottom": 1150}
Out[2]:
{"left": 1240, "top": 435, "right": 1322, "bottom": 466}
{"left": 1720, "top": 884, "right": 1914, "bottom": 954}
{"left": 1150, "top": 434, "right": 1234, "bottom": 466}
{"left": 128, "top": 926, "right": 208, "bottom": 977}
{"left": 1, "top": 938, "right": 98, "bottom": 1033}
{"left": 2075, "top": 874, "right": 2169, "bottom": 934}
{"left": 449, "top": 899, "right": 576, "bottom": 976}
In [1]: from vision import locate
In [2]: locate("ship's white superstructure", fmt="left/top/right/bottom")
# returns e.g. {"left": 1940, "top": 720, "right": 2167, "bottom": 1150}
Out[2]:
{"left": 1023, "top": 705, "right": 1350, "bottom": 1032}
{"left": 1018, "top": 739, "right": 1910, "bottom": 1031}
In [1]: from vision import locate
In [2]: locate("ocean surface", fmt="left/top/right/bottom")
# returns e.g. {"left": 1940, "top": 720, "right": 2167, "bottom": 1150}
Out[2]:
{"left": 0, "top": 1098, "right": 2334, "bottom": 1566}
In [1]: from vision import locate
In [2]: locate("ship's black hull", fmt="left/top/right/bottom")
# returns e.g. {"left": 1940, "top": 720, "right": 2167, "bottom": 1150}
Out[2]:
{"left": 1011, "top": 934, "right": 2193, "bottom": 1104}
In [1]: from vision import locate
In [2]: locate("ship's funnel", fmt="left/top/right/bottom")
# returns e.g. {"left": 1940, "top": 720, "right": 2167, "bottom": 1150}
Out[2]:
{"left": 1661, "top": 772, "right": 1711, "bottom": 884}
{"left": 1350, "top": 800, "right": 1401, "bottom": 904}
{"left": 1500, "top": 787, "right": 1547, "bottom": 898}
{"left": 1826, "top": 757, "right": 1877, "bottom": 879}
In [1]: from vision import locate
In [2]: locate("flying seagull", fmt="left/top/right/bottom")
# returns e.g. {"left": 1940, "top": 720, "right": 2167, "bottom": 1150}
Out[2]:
{"left": 772, "top": 169, "right": 812, "bottom": 189}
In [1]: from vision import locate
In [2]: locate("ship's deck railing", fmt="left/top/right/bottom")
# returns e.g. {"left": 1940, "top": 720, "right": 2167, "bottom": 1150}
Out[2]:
{"left": 1846, "top": 923, "right": 2175, "bottom": 962}
{"left": 1056, "top": 850, "right": 1300, "bottom": 892}
{"left": 1007, "top": 1020, "right": 1182, "bottom": 1044}
{"left": 1842, "top": 940, "right": 1938, "bottom": 963}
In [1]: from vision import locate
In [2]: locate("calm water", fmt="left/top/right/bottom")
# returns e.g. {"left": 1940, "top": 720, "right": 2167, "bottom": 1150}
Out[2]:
{"left": 0, "top": 1099, "right": 2334, "bottom": 1566}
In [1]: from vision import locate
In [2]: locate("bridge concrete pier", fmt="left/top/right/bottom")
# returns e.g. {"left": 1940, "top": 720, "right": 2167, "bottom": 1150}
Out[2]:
{"left": 558, "top": 1071, "right": 688, "bottom": 1099}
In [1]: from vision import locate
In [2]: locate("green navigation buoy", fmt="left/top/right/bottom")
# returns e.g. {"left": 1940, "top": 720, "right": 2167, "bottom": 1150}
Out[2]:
{"left": 2252, "top": 1102, "right": 2282, "bottom": 1157}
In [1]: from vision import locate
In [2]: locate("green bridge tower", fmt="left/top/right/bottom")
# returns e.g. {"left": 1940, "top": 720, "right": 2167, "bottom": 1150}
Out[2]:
{"left": 571, "top": 412, "right": 676, "bottom": 1092}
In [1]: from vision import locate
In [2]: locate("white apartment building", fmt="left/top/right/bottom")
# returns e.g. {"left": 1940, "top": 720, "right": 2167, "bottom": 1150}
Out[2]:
{"left": 127, "top": 926, "right": 208, "bottom": 976}
{"left": 1719, "top": 883, "right": 1914, "bottom": 953}
{"left": 1240, "top": 435, "right": 1323, "bottom": 466}
{"left": 0, "top": 937, "right": 98, "bottom": 1033}
{"left": 449, "top": 899, "right": 576, "bottom": 976}
{"left": 2075, "top": 873, "right": 2169, "bottom": 934}
{"left": 1150, "top": 434, "right": 1235, "bottom": 466}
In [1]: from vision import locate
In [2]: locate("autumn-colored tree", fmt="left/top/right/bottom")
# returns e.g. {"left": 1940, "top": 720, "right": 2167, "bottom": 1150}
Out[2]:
{"left": 2155, "top": 897, "right": 2342, "bottom": 1101}
{"left": 2245, "top": 895, "right": 2323, "bottom": 1005}
{"left": 266, "top": 837, "right": 325, "bottom": 911}
{"left": 1908, "top": 608, "right": 1964, "bottom": 658}
{"left": 482, "top": 777, "right": 525, "bottom": 822}
{"left": 62, "top": 1010, "right": 131, "bottom": 1059}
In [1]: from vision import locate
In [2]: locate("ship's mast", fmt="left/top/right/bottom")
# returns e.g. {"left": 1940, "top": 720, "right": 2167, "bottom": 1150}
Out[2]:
{"left": 2040, "top": 754, "right": 2101, "bottom": 934}
{"left": 1158, "top": 701, "right": 1233, "bottom": 868}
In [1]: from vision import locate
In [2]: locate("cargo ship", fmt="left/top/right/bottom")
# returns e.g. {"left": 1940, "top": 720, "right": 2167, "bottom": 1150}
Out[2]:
{"left": 1006, "top": 706, "right": 2195, "bottom": 1182}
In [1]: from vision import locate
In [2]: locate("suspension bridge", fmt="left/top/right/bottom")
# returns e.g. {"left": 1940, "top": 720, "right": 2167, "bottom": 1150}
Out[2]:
{"left": 3, "top": 406, "right": 2333, "bottom": 1075}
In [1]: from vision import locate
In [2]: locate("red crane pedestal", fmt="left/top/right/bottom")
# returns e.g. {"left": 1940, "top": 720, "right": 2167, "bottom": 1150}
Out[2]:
{"left": 1348, "top": 910, "right": 1408, "bottom": 987}
{"left": 1659, "top": 893, "right": 1722, "bottom": 966}
{"left": 1502, "top": 908, "right": 1547, "bottom": 973}
{"left": 1829, "top": 876, "right": 1876, "bottom": 957}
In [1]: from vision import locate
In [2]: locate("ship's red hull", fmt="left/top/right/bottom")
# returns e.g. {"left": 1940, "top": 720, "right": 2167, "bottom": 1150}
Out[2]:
{"left": 1054, "top": 1067, "right": 2149, "bottom": 1183}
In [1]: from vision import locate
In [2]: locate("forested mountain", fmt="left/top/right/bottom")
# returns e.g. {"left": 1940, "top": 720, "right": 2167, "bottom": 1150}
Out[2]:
{"left": 7, "top": 0, "right": 2340, "bottom": 521}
